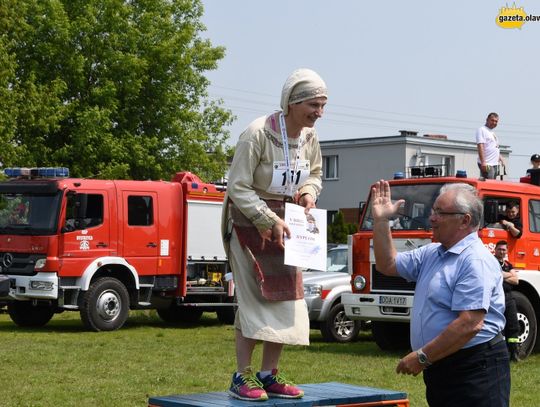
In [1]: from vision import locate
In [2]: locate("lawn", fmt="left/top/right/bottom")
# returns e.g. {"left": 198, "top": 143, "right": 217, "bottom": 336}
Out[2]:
{"left": 0, "top": 310, "right": 538, "bottom": 406}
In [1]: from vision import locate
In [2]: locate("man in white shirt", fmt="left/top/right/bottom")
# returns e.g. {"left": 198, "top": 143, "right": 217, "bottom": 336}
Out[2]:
{"left": 476, "top": 113, "right": 504, "bottom": 179}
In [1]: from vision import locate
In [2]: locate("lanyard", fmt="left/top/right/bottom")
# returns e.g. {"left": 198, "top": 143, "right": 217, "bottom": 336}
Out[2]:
{"left": 279, "top": 113, "right": 303, "bottom": 197}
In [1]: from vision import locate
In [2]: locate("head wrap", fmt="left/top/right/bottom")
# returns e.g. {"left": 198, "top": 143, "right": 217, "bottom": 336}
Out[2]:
{"left": 280, "top": 68, "right": 327, "bottom": 115}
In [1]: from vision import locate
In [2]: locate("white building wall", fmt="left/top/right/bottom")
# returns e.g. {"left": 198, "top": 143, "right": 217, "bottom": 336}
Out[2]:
{"left": 317, "top": 134, "right": 510, "bottom": 216}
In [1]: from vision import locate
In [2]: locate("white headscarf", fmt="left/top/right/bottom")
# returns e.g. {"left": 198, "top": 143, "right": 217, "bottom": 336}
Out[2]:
{"left": 280, "top": 68, "right": 327, "bottom": 115}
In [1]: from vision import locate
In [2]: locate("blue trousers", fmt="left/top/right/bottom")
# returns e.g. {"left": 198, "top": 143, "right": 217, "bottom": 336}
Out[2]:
{"left": 423, "top": 339, "right": 510, "bottom": 407}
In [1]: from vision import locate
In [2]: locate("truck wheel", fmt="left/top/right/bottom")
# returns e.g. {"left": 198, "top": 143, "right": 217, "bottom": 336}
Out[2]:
{"left": 216, "top": 306, "right": 237, "bottom": 325}
{"left": 371, "top": 321, "right": 410, "bottom": 350}
{"left": 216, "top": 296, "right": 238, "bottom": 325}
{"left": 157, "top": 304, "right": 203, "bottom": 324}
{"left": 320, "top": 303, "right": 361, "bottom": 343}
{"left": 80, "top": 277, "right": 130, "bottom": 331}
{"left": 513, "top": 291, "right": 537, "bottom": 359}
{"left": 7, "top": 301, "right": 55, "bottom": 327}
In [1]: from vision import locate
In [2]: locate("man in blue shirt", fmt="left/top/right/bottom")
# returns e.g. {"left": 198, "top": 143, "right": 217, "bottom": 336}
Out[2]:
{"left": 371, "top": 181, "right": 510, "bottom": 407}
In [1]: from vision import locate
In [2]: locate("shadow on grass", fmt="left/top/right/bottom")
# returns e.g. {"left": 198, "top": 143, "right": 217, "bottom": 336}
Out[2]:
{"left": 0, "top": 311, "right": 229, "bottom": 333}
{"left": 300, "top": 330, "right": 408, "bottom": 358}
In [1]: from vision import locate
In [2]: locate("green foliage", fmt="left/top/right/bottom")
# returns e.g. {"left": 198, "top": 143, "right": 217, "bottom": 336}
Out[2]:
{"left": 327, "top": 211, "right": 357, "bottom": 244}
{"left": 0, "top": 311, "right": 537, "bottom": 406}
{"left": 0, "top": 0, "right": 233, "bottom": 181}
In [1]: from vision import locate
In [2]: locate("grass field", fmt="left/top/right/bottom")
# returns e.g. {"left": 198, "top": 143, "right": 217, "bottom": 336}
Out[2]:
{"left": 1, "top": 310, "right": 538, "bottom": 406}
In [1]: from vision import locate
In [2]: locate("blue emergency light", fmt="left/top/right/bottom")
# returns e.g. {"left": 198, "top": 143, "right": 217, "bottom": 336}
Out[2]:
{"left": 4, "top": 167, "right": 70, "bottom": 178}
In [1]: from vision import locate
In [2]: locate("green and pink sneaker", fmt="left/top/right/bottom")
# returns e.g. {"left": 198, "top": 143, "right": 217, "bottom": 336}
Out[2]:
{"left": 256, "top": 369, "right": 304, "bottom": 399}
{"left": 228, "top": 367, "right": 268, "bottom": 401}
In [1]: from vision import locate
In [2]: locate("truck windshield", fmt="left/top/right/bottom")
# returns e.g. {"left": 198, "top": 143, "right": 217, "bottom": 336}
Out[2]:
{"left": 360, "top": 183, "right": 443, "bottom": 231}
{"left": 0, "top": 192, "right": 62, "bottom": 235}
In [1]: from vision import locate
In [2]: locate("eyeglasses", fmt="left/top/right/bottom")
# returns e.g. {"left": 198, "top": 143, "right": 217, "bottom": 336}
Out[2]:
{"left": 430, "top": 208, "right": 466, "bottom": 217}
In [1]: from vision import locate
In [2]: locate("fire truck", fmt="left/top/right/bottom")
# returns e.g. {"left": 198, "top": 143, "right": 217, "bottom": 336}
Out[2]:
{"left": 343, "top": 172, "right": 540, "bottom": 359}
{"left": 0, "top": 167, "right": 234, "bottom": 331}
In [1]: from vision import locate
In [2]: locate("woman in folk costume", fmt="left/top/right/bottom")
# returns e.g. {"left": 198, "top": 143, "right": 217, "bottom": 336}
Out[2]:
{"left": 222, "top": 68, "right": 326, "bottom": 401}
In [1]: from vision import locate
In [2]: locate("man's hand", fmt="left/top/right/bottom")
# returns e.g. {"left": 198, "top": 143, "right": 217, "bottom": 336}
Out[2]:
{"left": 503, "top": 269, "right": 519, "bottom": 285}
{"left": 396, "top": 351, "right": 424, "bottom": 376}
{"left": 372, "top": 180, "right": 404, "bottom": 221}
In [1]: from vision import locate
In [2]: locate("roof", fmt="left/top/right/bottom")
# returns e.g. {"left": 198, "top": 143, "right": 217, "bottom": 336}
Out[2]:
{"left": 320, "top": 133, "right": 511, "bottom": 153}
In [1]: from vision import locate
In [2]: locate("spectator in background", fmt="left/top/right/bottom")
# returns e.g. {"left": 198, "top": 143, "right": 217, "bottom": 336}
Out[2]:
{"left": 530, "top": 154, "right": 540, "bottom": 170}
{"left": 524, "top": 154, "right": 540, "bottom": 184}
{"left": 499, "top": 201, "right": 522, "bottom": 238}
{"left": 494, "top": 240, "right": 520, "bottom": 362}
{"left": 476, "top": 113, "right": 504, "bottom": 179}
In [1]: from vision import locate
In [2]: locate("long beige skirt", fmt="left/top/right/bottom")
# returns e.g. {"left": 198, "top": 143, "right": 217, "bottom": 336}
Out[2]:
{"left": 229, "top": 230, "right": 310, "bottom": 345}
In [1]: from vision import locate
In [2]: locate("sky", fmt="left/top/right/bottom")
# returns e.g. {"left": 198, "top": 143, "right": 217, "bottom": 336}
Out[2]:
{"left": 200, "top": 0, "right": 540, "bottom": 181}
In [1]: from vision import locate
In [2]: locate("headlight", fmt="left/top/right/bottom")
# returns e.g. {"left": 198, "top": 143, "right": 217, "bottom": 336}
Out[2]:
{"left": 34, "top": 258, "right": 47, "bottom": 270}
{"left": 353, "top": 275, "right": 366, "bottom": 290}
{"left": 30, "top": 281, "right": 54, "bottom": 291}
{"left": 303, "top": 284, "right": 322, "bottom": 296}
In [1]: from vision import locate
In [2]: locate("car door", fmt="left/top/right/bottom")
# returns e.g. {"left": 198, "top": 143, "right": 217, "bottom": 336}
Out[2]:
{"left": 122, "top": 192, "right": 159, "bottom": 275}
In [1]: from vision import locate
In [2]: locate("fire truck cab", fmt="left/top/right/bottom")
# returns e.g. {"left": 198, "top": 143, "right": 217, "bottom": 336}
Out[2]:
{"left": 0, "top": 168, "right": 232, "bottom": 331}
{"left": 343, "top": 173, "right": 540, "bottom": 359}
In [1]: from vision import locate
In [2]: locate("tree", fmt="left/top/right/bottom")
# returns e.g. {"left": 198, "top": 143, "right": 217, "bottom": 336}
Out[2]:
{"left": 0, "top": 0, "right": 233, "bottom": 181}
{"left": 327, "top": 211, "right": 357, "bottom": 244}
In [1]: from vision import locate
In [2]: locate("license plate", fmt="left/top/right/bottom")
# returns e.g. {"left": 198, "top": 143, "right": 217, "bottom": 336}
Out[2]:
{"left": 379, "top": 295, "right": 407, "bottom": 306}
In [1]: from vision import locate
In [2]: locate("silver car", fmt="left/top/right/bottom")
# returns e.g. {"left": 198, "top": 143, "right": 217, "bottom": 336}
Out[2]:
{"left": 303, "top": 245, "right": 362, "bottom": 342}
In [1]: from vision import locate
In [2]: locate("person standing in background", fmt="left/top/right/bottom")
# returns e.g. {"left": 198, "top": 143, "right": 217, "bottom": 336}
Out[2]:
{"left": 494, "top": 240, "right": 520, "bottom": 362}
{"left": 530, "top": 154, "right": 540, "bottom": 170}
{"left": 476, "top": 113, "right": 504, "bottom": 179}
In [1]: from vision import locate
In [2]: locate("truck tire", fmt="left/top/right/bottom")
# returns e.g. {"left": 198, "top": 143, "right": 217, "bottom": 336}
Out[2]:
{"left": 371, "top": 321, "right": 410, "bottom": 351}
{"left": 513, "top": 291, "right": 537, "bottom": 359}
{"left": 216, "top": 296, "right": 238, "bottom": 325}
{"left": 79, "top": 277, "right": 130, "bottom": 331}
{"left": 157, "top": 304, "right": 203, "bottom": 324}
{"left": 216, "top": 307, "right": 237, "bottom": 325}
{"left": 7, "top": 301, "right": 55, "bottom": 327}
{"left": 320, "top": 303, "right": 361, "bottom": 343}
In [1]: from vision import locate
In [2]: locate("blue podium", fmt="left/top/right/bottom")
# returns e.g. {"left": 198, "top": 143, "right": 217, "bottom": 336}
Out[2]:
{"left": 148, "top": 382, "right": 409, "bottom": 407}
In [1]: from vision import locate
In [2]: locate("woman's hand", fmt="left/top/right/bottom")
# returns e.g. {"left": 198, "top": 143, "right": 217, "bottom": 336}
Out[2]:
{"left": 297, "top": 192, "right": 316, "bottom": 213}
{"left": 372, "top": 180, "right": 404, "bottom": 221}
{"left": 259, "top": 219, "right": 291, "bottom": 250}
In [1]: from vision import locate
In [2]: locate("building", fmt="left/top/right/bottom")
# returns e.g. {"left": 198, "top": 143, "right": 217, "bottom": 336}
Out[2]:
{"left": 318, "top": 130, "right": 511, "bottom": 223}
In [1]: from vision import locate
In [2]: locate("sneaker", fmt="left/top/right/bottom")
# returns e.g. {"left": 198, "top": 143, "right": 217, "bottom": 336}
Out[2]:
{"left": 257, "top": 369, "right": 304, "bottom": 399}
{"left": 228, "top": 367, "right": 268, "bottom": 401}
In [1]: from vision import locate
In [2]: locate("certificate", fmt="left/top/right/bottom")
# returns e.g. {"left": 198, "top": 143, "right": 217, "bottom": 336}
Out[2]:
{"left": 284, "top": 203, "right": 327, "bottom": 270}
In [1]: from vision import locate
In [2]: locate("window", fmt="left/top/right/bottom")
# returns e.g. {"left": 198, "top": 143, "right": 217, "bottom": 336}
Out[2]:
{"left": 128, "top": 195, "right": 154, "bottom": 226}
{"left": 323, "top": 155, "right": 339, "bottom": 179}
{"left": 483, "top": 197, "right": 522, "bottom": 231}
{"left": 327, "top": 210, "right": 338, "bottom": 225}
{"left": 361, "top": 183, "right": 442, "bottom": 231}
{"left": 65, "top": 193, "right": 104, "bottom": 230}
{"left": 529, "top": 200, "right": 540, "bottom": 233}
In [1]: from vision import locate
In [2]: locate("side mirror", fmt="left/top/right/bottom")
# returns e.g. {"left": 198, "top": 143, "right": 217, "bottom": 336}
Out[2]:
{"left": 358, "top": 201, "right": 366, "bottom": 224}
{"left": 484, "top": 199, "right": 499, "bottom": 225}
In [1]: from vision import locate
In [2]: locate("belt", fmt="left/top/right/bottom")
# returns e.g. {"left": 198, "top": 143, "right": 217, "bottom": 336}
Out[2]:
{"left": 433, "top": 333, "right": 505, "bottom": 367}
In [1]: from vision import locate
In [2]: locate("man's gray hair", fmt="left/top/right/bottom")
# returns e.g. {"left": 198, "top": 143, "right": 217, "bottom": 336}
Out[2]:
{"left": 439, "top": 183, "right": 483, "bottom": 229}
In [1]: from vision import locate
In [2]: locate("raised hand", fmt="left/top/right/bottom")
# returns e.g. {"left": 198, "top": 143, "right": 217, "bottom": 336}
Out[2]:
{"left": 371, "top": 180, "right": 404, "bottom": 221}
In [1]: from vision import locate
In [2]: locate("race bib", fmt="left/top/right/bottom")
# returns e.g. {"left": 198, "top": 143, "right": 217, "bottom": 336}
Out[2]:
{"left": 267, "top": 160, "right": 310, "bottom": 195}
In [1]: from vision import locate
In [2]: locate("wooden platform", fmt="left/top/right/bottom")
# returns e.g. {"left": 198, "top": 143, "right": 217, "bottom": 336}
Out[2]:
{"left": 148, "top": 382, "right": 409, "bottom": 407}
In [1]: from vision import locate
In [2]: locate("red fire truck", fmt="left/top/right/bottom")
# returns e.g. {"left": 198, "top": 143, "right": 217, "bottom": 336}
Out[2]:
{"left": 343, "top": 172, "right": 540, "bottom": 359}
{"left": 0, "top": 167, "right": 233, "bottom": 331}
